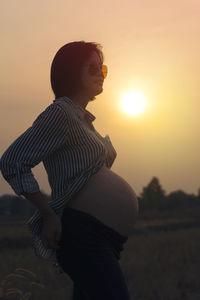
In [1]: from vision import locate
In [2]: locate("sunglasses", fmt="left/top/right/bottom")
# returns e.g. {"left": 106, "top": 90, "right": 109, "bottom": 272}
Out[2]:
{"left": 88, "top": 64, "right": 108, "bottom": 79}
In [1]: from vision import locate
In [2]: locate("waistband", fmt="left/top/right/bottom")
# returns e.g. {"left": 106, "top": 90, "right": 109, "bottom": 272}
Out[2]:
{"left": 62, "top": 206, "right": 128, "bottom": 250}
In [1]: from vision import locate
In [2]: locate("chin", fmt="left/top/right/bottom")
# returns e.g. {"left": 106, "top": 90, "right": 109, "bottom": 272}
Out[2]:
{"left": 96, "top": 86, "right": 103, "bottom": 95}
{"left": 88, "top": 85, "right": 103, "bottom": 100}
{"left": 90, "top": 89, "right": 103, "bottom": 101}
{"left": 89, "top": 96, "right": 96, "bottom": 102}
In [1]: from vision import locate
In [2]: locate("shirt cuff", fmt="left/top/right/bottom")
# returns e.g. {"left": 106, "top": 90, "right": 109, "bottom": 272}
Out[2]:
{"left": 8, "top": 172, "right": 40, "bottom": 196}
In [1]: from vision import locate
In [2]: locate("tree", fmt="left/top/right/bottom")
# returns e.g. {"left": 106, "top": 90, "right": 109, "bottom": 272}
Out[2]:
{"left": 167, "top": 190, "right": 200, "bottom": 209}
{"left": 140, "top": 177, "right": 166, "bottom": 211}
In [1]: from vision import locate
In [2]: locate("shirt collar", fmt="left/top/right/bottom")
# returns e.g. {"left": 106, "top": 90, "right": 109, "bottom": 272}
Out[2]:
{"left": 62, "top": 96, "right": 96, "bottom": 124}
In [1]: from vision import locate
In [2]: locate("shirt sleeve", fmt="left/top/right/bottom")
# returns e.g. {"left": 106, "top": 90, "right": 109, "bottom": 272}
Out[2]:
{"left": 0, "top": 104, "right": 69, "bottom": 196}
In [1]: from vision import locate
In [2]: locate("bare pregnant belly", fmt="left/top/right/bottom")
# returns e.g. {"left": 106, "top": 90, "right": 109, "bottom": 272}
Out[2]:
{"left": 66, "top": 165, "right": 139, "bottom": 236}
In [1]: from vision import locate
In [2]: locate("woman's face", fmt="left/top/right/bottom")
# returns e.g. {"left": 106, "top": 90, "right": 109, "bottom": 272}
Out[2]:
{"left": 80, "top": 51, "right": 105, "bottom": 98}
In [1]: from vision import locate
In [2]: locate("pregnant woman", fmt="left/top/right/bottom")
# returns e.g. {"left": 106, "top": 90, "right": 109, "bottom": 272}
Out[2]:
{"left": 0, "top": 41, "right": 138, "bottom": 300}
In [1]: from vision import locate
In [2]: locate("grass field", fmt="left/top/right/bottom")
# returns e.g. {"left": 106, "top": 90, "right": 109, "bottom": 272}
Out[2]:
{"left": 0, "top": 211, "right": 200, "bottom": 300}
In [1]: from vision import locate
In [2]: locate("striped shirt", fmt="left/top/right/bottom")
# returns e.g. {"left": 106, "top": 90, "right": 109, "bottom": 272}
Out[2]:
{"left": 0, "top": 96, "right": 117, "bottom": 274}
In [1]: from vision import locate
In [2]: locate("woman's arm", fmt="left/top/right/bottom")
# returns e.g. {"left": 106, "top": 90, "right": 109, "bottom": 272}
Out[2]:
{"left": 0, "top": 104, "right": 68, "bottom": 249}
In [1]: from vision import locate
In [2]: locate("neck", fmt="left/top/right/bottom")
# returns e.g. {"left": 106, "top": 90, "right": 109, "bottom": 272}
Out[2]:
{"left": 70, "top": 91, "right": 92, "bottom": 110}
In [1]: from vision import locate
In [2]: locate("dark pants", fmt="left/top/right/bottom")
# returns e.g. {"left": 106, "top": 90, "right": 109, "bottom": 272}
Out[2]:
{"left": 56, "top": 206, "right": 130, "bottom": 300}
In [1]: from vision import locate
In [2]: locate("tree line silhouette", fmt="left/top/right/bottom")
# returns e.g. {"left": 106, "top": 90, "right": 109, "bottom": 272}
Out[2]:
{"left": 0, "top": 177, "right": 200, "bottom": 218}
{"left": 138, "top": 177, "right": 200, "bottom": 213}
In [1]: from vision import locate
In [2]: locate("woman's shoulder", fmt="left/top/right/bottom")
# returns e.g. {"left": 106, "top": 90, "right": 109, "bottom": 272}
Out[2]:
{"left": 30, "top": 102, "right": 72, "bottom": 129}
{"left": 51, "top": 97, "right": 78, "bottom": 119}
{"left": 36, "top": 98, "right": 76, "bottom": 121}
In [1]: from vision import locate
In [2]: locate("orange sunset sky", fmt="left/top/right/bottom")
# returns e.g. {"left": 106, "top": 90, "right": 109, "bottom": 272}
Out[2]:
{"left": 1, "top": 0, "right": 200, "bottom": 197}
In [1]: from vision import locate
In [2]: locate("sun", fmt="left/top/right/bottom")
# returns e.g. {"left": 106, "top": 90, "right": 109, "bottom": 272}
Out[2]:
{"left": 120, "top": 91, "right": 147, "bottom": 116}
